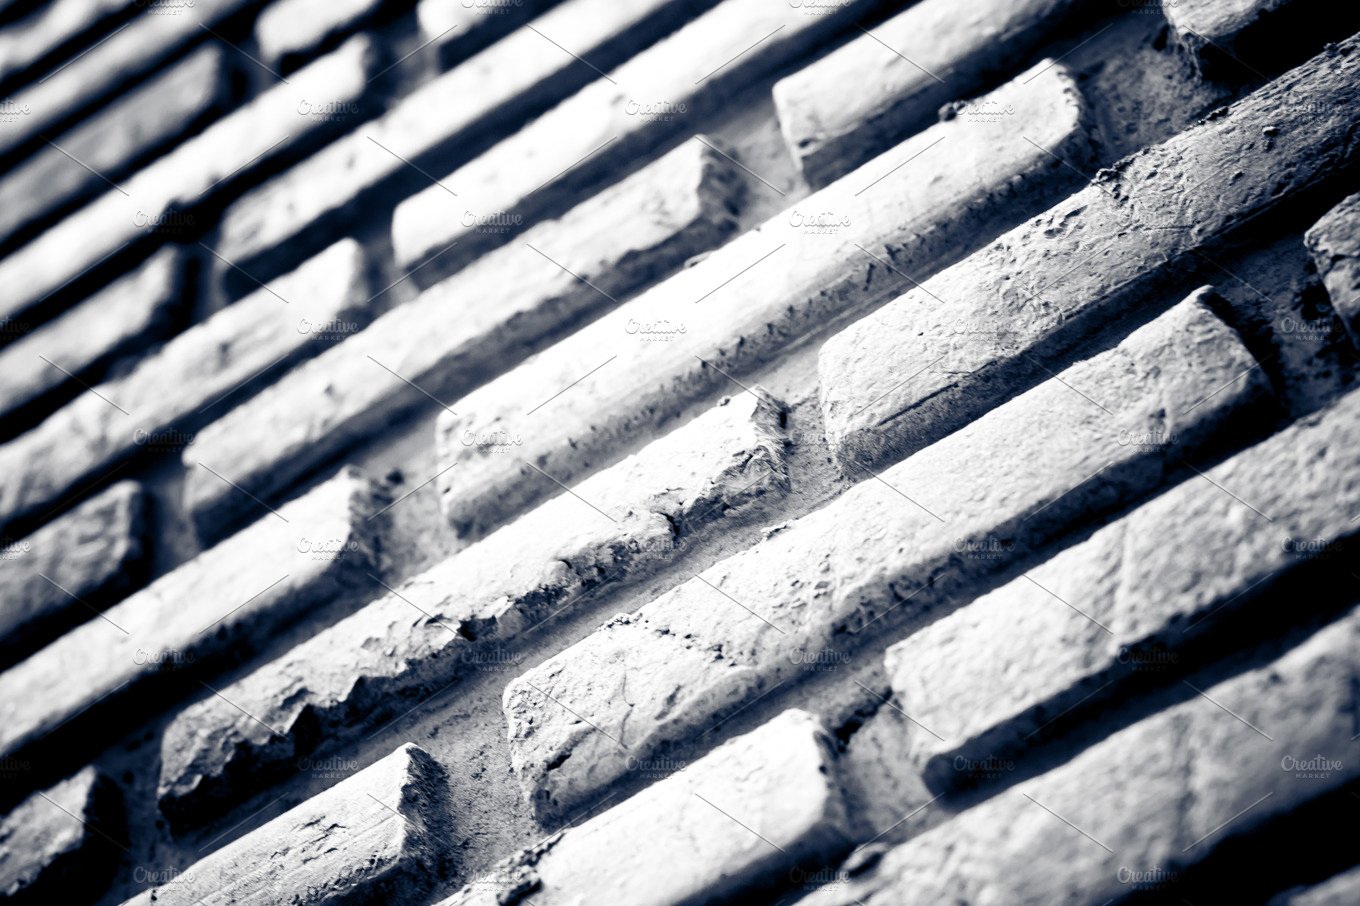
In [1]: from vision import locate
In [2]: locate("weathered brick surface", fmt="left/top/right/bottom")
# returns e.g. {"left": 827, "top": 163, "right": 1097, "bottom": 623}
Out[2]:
{"left": 216, "top": 0, "right": 691, "bottom": 285}
{"left": 0, "top": 0, "right": 256, "bottom": 160}
{"left": 391, "top": 0, "right": 882, "bottom": 269}
{"left": 159, "top": 389, "right": 789, "bottom": 826}
{"left": 1165, "top": 0, "right": 1335, "bottom": 70}
{"left": 439, "top": 710, "right": 850, "bottom": 906}
{"left": 0, "top": 35, "right": 374, "bottom": 324}
{"left": 502, "top": 297, "right": 1269, "bottom": 819}
{"left": 0, "top": 248, "right": 183, "bottom": 425}
{"left": 0, "top": 481, "right": 147, "bottom": 665}
{"left": 800, "top": 608, "right": 1360, "bottom": 905}
{"left": 0, "top": 467, "right": 382, "bottom": 762}
{"left": 433, "top": 62, "right": 1093, "bottom": 536}
{"left": 0, "top": 0, "right": 130, "bottom": 86}
{"left": 1306, "top": 191, "right": 1360, "bottom": 349}
{"left": 186, "top": 136, "right": 742, "bottom": 542}
{"left": 1272, "top": 866, "right": 1360, "bottom": 906}
{"left": 0, "top": 46, "right": 227, "bottom": 250}
{"left": 123, "top": 744, "right": 451, "bottom": 906}
{"left": 885, "top": 384, "right": 1360, "bottom": 790}
{"left": 0, "top": 240, "right": 365, "bottom": 533}
{"left": 0, "top": 766, "right": 120, "bottom": 905}
{"left": 772, "top": 0, "right": 1079, "bottom": 185}
{"left": 818, "top": 35, "right": 1360, "bottom": 471}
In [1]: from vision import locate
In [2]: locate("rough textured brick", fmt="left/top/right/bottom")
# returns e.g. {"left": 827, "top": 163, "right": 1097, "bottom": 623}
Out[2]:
{"left": 0, "top": 35, "right": 374, "bottom": 324}
{"left": 217, "top": 0, "right": 690, "bottom": 286}
{"left": 159, "top": 389, "right": 789, "bottom": 827}
{"left": 0, "top": 0, "right": 129, "bottom": 85}
{"left": 439, "top": 710, "right": 850, "bottom": 906}
{"left": 0, "top": 767, "right": 120, "bottom": 906}
{"left": 0, "top": 481, "right": 147, "bottom": 665}
{"left": 391, "top": 0, "right": 882, "bottom": 269}
{"left": 0, "top": 240, "right": 366, "bottom": 534}
{"left": 1305, "top": 191, "right": 1360, "bottom": 349}
{"left": 0, "top": 0, "right": 256, "bottom": 160}
{"left": 885, "top": 385, "right": 1360, "bottom": 790}
{"left": 773, "top": 0, "right": 1080, "bottom": 185}
{"left": 434, "top": 61, "right": 1093, "bottom": 536}
{"left": 1272, "top": 866, "right": 1360, "bottom": 906}
{"left": 0, "top": 467, "right": 382, "bottom": 763}
{"left": 0, "top": 248, "right": 183, "bottom": 425}
{"left": 818, "top": 36, "right": 1360, "bottom": 471}
{"left": 502, "top": 297, "right": 1269, "bottom": 819}
{"left": 1164, "top": 0, "right": 1335, "bottom": 71}
{"left": 187, "top": 136, "right": 741, "bottom": 542}
{"left": 0, "top": 46, "right": 227, "bottom": 250}
{"left": 800, "top": 608, "right": 1360, "bottom": 905}
{"left": 124, "top": 744, "right": 450, "bottom": 906}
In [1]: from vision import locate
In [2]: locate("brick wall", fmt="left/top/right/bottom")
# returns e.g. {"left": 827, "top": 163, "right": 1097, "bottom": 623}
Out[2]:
{"left": 0, "top": 0, "right": 1358, "bottom": 903}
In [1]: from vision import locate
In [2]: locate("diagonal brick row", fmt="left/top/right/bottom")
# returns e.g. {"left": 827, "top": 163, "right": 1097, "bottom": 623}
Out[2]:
{"left": 0, "top": 240, "right": 365, "bottom": 535}
{"left": 772, "top": 0, "right": 1082, "bottom": 185}
{"left": 0, "top": 466, "right": 383, "bottom": 766}
{"left": 391, "top": 0, "right": 886, "bottom": 271}
{"left": 158, "top": 388, "right": 790, "bottom": 827}
{"left": 1272, "top": 866, "right": 1360, "bottom": 906}
{"left": 122, "top": 744, "right": 451, "bottom": 906}
{"left": 501, "top": 295, "right": 1271, "bottom": 820}
{"left": 0, "top": 0, "right": 132, "bottom": 87}
{"left": 0, "top": 766, "right": 120, "bottom": 906}
{"left": 215, "top": 0, "right": 698, "bottom": 289}
{"left": 818, "top": 34, "right": 1360, "bottom": 472}
{"left": 800, "top": 606, "right": 1360, "bottom": 905}
{"left": 186, "top": 136, "right": 743, "bottom": 543}
{"left": 432, "top": 61, "right": 1093, "bottom": 536}
{"left": 1306, "top": 191, "right": 1360, "bottom": 350}
{"left": 438, "top": 710, "right": 850, "bottom": 906}
{"left": 883, "top": 384, "right": 1360, "bottom": 794}
{"left": 0, "top": 481, "right": 147, "bottom": 666}
{"left": 0, "top": 35, "right": 375, "bottom": 325}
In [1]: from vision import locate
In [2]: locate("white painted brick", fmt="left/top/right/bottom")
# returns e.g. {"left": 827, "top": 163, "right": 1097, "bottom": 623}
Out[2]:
{"left": 800, "top": 608, "right": 1360, "bottom": 904}
{"left": 256, "top": 0, "right": 384, "bottom": 66}
{"left": 158, "top": 389, "right": 789, "bottom": 826}
{"left": 391, "top": 0, "right": 883, "bottom": 268}
{"left": 773, "top": 0, "right": 1080, "bottom": 185}
{"left": 0, "top": 240, "right": 366, "bottom": 533}
{"left": 439, "top": 710, "right": 850, "bottom": 906}
{"left": 0, "top": 35, "right": 375, "bottom": 324}
{"left": 818, "top": 35, "right": 1360, "bottom": 471}
{"left": 0, "top": 466, "right": 382, "bottom": 762}
{"left": 502, "top": 295, "right": 1270, "bottom": 819}
{"left": 433, "top": 61, "right": 1093, "bottom": 536}
{"left": 187, "top": 136, "right": 742, "bottom": 542}
{"left": 885, "top": 384, "right": 1360, "bottom": 790}
{"left": 123, "top": 744, "right": 451, "bottom": 906}
{"left": 1306, "top": 191, "right": 1360, "bottom": 350}
{"left": 0, "top": 766, "right": 120, "bottom": 904}
{"left": 0, "top": 0, "right": 131, "bottom": 85}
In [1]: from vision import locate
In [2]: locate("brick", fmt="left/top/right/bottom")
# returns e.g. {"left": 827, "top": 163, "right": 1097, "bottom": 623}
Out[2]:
{"left": 124, "top": 744, "right": 450, "bottom": 906}
{"left": 433, "top": 61, "right": 1092, "bottom": 536}
{"left": 773, "top": 0, "right": 1081, "bottom": 186}
{"left": 818, "top": 35, "right": 1360, "bottom": 472}
{"left": 390, "top": 0, "right": 883, "bottom": 270}
{"left": 158, "top": 389, "right": 789, "bottom": 827}
{"left": 501, "top": 296, "right": 1270, "bottom": 819}
{"left": 1164, "top": 0, "right": 1336, "bottom": 73}
{"left": 256, "top": 0, "right": 385, "bottom": 67}
{"left": 0, "top": 240, "right": 366, "bottom": 534}
{"left": 0, "top": 767, "right": 120, "bottom": 905}
{"left": 0, "top": 46, "right": 227, "bottom": 250}
{"left": 216, "top": 0, "right": 692, "bottom": 288}
{"left": 1272, "top": 866, "right": 1360, "bottom": 906}
{"left": 799, "top": 608, "right": 1360, "bottom": 905}
{"left": 0, "top": 248, "right": 183, "bottom": 425}
{"left": 414, "top": 0, "right": 558, "bottom": 67}
{"left": 0, "top": 0, "right": 130, "bottom": 86}
{"left": 1305, "top": 191, "right": 1360, "bottom": 350}
{"left": 0, "top": 481, "right": 147, "bottom": 665}
{"left": 440, "top": 710, "right": 849, "bottom": 906}
{"left": 884, "top": 385, "right": 1360, "bottom": 792}
{"left": 0, "top": 466, "right": 382, "bottom": 763}
{"left": 190, "top": 136, "right": 742, "bottom": 543}
{"left": 0, "top": 0, "right": 256, "bottom": 160}
{"left": 0, "top": 35, "right": 375, "bottom": 325}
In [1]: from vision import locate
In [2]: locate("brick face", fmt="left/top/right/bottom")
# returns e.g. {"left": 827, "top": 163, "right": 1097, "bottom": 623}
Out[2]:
{"left": 2, "top": 4, "right": 1358, "bottom": 905}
